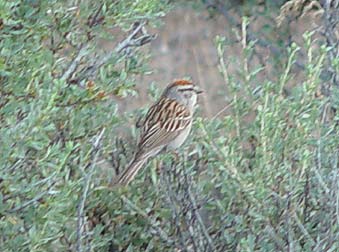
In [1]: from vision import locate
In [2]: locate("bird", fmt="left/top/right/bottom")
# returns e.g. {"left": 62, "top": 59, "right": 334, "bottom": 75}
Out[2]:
{"left": 114, "top": 79, "right": 203, "bottom": 186}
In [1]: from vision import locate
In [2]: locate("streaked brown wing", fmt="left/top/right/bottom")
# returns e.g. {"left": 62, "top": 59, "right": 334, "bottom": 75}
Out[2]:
{"left": 137, "top": 98, "right": 191, "bottom": 153}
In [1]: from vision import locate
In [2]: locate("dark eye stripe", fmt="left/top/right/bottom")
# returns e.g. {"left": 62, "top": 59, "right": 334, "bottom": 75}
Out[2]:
{"left": 178, "top": 88, "right": 194, "bottom": 92}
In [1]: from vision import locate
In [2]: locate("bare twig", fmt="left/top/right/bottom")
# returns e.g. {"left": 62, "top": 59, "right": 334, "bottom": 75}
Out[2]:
{"left": 211, "top": 102, "right": 233, "bottom": 120}
{"left": 61, "top": 44, "right": 90, "bottom": 82}
{"left": 161, "top": 163, "right": 191, "bottom": 251}
{"left": 9, "top": 181, "right": 56, "bottom": 213}
{"left": 184, "top": 172, "right": 216, "bottom": 251}
{"left": 87, "top": 3, "right": 104, "bottom": 28}
{"left": 115, "top": 21, "right": 157, "bottom": 54}
{"left": 60, "top": 19, "right": 156, "bottom": 86}
{"left": 76, "top": 127, "right": 106, "bottom": 252}
{"left": 265, "top": 224, "right": 286, "bottom": 251}
{"left": 77, "top": 21, "right": 156, "bottom": 85}
{"left": 59, "top": 4, "right": 103, "bottom": 83}
{"left": 292, "top": 211, "right": 316, "bottom": 247}
{"left": 160, "top": 159, "right": 216, "bottom": 251}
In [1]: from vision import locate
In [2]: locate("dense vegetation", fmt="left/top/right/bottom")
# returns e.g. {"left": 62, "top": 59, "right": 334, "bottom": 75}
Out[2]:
{"left": 1, "top": 0, "right": 338, "bottom": 251}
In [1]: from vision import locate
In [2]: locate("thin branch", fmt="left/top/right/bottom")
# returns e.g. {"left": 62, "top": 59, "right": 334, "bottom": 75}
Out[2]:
{"left": 161, "top": 164, "right": 189, "bottom": 251}
{"left": 121, "top": 195, "right": 174, "bottom": 246}
{"left": 292, "top": 211, "right": 316, "bottom": 247}
{"left": 9, "top": 181, "right": 56, "bottom": 213}
{"left": 160, "top": 160, "right": 216, "bottom": 251}
{"left": 87, "top": 3, "right": 104, "bottom": 28}
{"left": 60, "top": 18, "right": 156, "bottom": 86}
{"left": 77, "top": 21, "right": 156, "bottom": 84}
{"left": 211, "top": 102, "right": 233, "bottom": 120}
{"left": 265, "top": 224, "right": 286, "bottom": 251}
{"left": 185, "top": 175, "right": 216, "bottom": 251}
{"left": 115, "top": 21, "right": 156, "bottom": 54}
{"left": 76, "top": 127, "right": 106, "bottom": 252}
{"left": 61, "top": 44, "right": 90, "bottom": 82}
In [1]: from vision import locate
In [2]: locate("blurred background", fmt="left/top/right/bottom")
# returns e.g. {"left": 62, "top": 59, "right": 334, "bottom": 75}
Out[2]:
{"left": 116, "top": 0, "right": 325, "bottom": 118}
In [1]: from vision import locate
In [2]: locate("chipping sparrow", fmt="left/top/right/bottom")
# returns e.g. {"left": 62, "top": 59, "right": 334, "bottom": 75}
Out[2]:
{"left": 115, "top": 79, "right": 202, "bottom": 186}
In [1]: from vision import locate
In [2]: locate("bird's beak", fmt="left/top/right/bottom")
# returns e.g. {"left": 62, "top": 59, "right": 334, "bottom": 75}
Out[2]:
{"left": 194, "top": 86, "right": 204, "bottom": 94}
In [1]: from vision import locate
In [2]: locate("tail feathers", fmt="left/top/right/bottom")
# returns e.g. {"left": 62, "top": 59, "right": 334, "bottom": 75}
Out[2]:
{"left": 114, "top": 158, "right": 147, "bottom": 186}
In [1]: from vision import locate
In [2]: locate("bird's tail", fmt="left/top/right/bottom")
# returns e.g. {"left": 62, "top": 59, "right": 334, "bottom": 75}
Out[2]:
{"left": 114, "top": 157, "right": 148, "bottom": 186}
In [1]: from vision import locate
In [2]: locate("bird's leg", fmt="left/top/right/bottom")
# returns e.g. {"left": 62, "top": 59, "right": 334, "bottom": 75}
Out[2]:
{"left": 155, "top": 158, "right": 162, "bottom": 175}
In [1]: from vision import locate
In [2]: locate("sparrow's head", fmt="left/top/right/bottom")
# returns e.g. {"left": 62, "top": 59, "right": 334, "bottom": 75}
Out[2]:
{"left": 163, "top": 79, "right": 203, "bottom": 109}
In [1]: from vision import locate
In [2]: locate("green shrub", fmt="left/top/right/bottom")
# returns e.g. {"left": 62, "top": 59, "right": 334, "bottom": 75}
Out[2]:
{"left": 1, "top": 1, "right": 338, "bottom": 252}
{"left": 0, "top": 1, "right": 170, "bottom": 251}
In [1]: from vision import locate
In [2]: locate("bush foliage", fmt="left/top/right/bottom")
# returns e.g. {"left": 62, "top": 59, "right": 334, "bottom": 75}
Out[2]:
{"left": 1, "top": 0, "right": 338, "bottom": 252}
